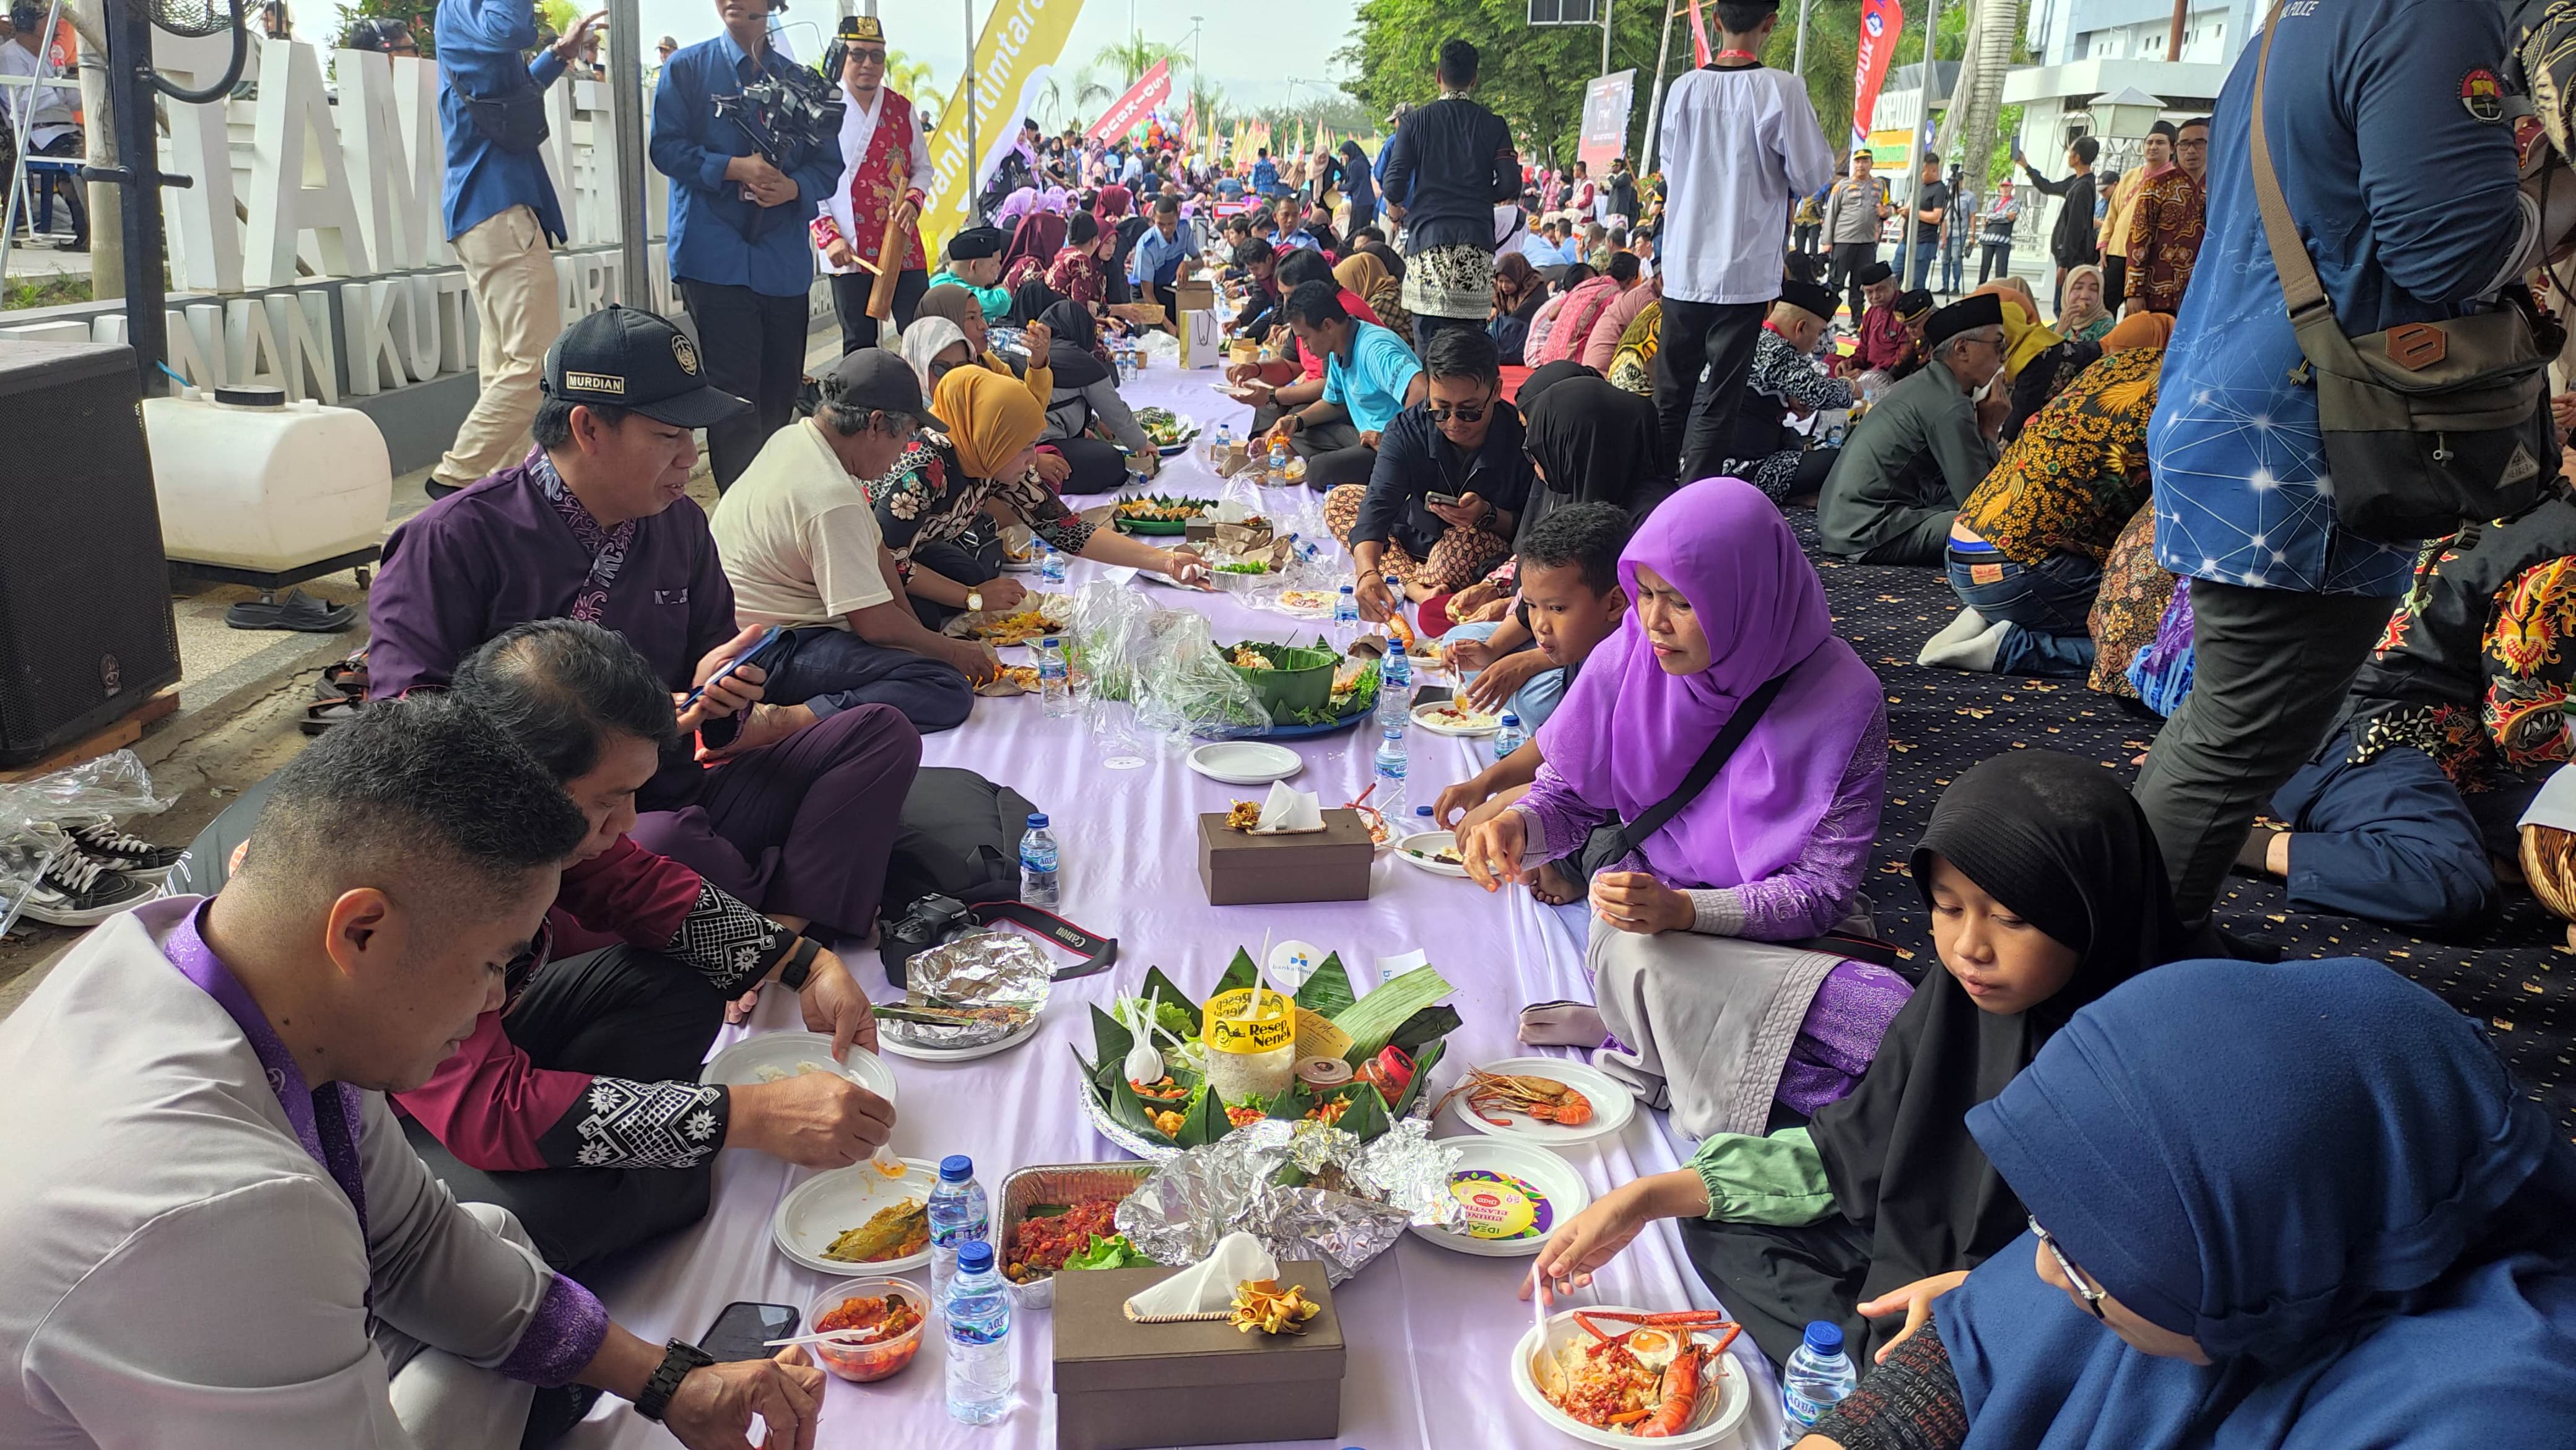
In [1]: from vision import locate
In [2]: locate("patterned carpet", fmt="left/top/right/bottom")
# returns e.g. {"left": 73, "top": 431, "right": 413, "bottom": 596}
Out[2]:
{"left": 1791, "top": 514, "right": 2576, "bottom": 1139}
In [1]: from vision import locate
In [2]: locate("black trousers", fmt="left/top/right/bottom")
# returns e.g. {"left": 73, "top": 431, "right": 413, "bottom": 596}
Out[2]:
{"left": 2133, "top": 578, "right": 2398, "bottom": 919}
{"left": 1824, "top": 241, "right": 1876, "bottom": 321}
{"left": 403, "top": 945, "right": 728, "bottom": 1273}
{"left": 2101, "top": 256, "right": 2128, "bottom": 312}
{"left": 1293, "top": 418, "right": 1375, "bottom": 489}
{"left": 681, "top": 278, "right": 811, "bottom": 490}
{"left": 829, "top": 267, "right": 929, "bottom": 355}
{"left": 1655, "top": 297, "right": 1769, "bottom": 482}
{"left": 1414, "top": 312, "right": 1483, "bottom": 356}
{"left": 1791, "top": 223, "right": 1821, "bottom": 257}
{"left": 1978, "top": 243, "right": 2012, "bottom": 284}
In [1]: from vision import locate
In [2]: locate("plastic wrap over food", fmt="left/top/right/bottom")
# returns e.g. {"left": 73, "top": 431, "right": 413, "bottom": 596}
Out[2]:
{"left": 1133, "top": 608, "right": 1271, "bottom": 743}
{"left": 877, "top": 929, "right": 1053, "bottom": 1052}
{"left": 1114, "top": 1118, "right": 1464, "bottom": 1285}
{"left": 1067, "top": 581, "right": 1157, "bottom": 703}
{"left": 0, "top": 750, "right": 172, "bottom": 937}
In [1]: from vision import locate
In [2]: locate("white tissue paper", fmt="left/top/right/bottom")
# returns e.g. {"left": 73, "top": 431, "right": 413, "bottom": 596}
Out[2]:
{"left": 2521, "top": 760, "right": 2576, "bottom": 831}
{"left": 1124, "top": 1230, "right": 1279, "bottom": 1319}
{"left": 1252, "top": 780, "right": 1325, "bottom": 834}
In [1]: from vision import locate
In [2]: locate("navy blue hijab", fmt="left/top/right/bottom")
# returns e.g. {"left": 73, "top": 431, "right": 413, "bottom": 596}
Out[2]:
{"left": 1936, "top": 957, "right": 2576, "bottom": 1449}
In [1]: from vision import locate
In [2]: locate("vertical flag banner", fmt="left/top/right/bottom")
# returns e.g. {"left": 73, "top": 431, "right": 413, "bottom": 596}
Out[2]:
{"left": 1849, "top": 0, "right": 1905, "bottom": 151}
{"left": 1688, "top": 0, "right": 1713, "bottom": 66}
{"left": 1084, "top": 58, "right": 1173, "bottom": 142}
{"left": 925, "top": 0, "right": 1086, "bottom": 252}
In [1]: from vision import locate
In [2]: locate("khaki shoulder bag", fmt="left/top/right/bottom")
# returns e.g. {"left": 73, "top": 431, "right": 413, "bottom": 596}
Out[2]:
{"left": 2248, "top": 0, "right": 2553, "bottom": 540}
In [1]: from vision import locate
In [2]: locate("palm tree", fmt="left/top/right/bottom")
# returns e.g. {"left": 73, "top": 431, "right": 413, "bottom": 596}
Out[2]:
{"left": 1934, "top": 0, "right": 2019, "bottom": 203}
{"left": 886, "top": 48, "right": 936, "bottom": 102}
{"left": 1089, "top": 36, "right": 1186, "bottom": 90}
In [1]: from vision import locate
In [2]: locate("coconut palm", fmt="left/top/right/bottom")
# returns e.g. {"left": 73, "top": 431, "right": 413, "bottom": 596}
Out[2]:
{"left": 886, "top": 48, "right": 936, "bottom": 100}
{"left": 1089, "top": 35, "right": 1187, "bottom": 90}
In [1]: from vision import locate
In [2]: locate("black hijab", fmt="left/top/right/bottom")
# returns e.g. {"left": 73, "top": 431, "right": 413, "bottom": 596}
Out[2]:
{"left": 1515, "top": 375, "right": 1672, "bottom": 550}
{"left": 1804, "top": 750, "right": 2192, "bottom": 1346}
{"left": 1007, "top": 276, "right": 1061, "bottom": 329}
{"left": 1514, "top": 359, "right": 1599, "bottom": 413}
{"left": 1038, "top": 298, "right": 1108, "bottom": 388}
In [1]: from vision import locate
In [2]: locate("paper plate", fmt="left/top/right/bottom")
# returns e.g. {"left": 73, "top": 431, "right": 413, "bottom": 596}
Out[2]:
{"left": 876, "top": 1007, "right": 1043, "bottom": 1062}
{"left": 1410, "top": 1137, "right": 1591, "bottom": 1257}
{"left": 1395, "top": 830, "right": 1470, "bottom": 877}
{"left": 1412, "top": 700, "right": 1501, "bottom": 737}
{"left": 701, "top": 1031, "right": 899, "bottom": 1109}
{"left": 1440, "top": 1056, "right": 1634, "bottom": 1150}
{"left": 1187, "top": 740, "right": 1305, "bottom": 786}
{"left": 1510, "top": 1306, "right": 1753, "bottom": 1448}
{"left": 772, "top": 1157, "right": 943, "bottom": 1275}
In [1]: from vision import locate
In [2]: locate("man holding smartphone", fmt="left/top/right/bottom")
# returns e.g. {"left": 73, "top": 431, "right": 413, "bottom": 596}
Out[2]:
{"left": 1326, "top": 328, "right": 1531, "bottom": 620}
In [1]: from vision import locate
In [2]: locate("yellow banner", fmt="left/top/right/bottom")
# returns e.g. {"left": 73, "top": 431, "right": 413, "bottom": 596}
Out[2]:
{"left": 921, "top": 0, "right": 1086, "bottom": 258}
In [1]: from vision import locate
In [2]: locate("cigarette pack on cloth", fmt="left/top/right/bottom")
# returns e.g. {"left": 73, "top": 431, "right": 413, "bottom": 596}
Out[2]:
{"left": 1051, "top": 1259, "right": 1345, "bottom": 1450}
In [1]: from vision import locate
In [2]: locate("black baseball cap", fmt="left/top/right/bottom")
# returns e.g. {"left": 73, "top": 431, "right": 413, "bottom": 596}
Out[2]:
{"left": 542, "top": 305, "right": 749, "bottom": 429}
{"left": 815, "top": 348, "right": 934, "bottom": 423}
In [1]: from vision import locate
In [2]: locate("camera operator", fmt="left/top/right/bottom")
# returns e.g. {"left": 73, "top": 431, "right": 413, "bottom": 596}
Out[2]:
{"left": 651, "top": 0, "right": 840, "bottom": 490}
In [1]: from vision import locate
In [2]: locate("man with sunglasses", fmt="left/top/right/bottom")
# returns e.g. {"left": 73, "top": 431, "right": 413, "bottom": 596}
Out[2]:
{"left": 1329, "top": 327, "right": 1531, "bottom": 622}
{"left": 711, "top": 350, "right": 991, "bottom": 732}
{"left": 1819, "top": 292, "right": 2009, "bottom": 565}
{"left": 811, "top": 12, "right": 933, "bottom": 353}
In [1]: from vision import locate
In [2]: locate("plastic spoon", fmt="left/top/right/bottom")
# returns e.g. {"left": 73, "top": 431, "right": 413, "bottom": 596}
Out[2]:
{"left": 1121, "top": 991, "right": 1165, "bottom": 1085}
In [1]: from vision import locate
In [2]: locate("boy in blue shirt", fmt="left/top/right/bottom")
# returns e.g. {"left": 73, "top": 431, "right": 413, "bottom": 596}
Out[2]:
{"left": 1277, "top": 279, "right": 1426, "bottom": 492}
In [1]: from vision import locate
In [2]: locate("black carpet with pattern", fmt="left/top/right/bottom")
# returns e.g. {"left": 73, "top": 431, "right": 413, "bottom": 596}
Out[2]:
{"left": 1790, "top": 516, "right": 2576, "bottom": 1139}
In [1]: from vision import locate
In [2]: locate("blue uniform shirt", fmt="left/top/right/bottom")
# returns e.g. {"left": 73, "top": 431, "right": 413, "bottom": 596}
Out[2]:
{"left": 2147, "top": 0, "right": 2522, "bottom": 596}
{"left": 649, "top": 32, "right": 841, "bottom": 297}
{"left": 1128, "top": 222, "right": 1194, "bottom": 289}
{"left": 434, "top": 0, "right": 568, "bottom": 242}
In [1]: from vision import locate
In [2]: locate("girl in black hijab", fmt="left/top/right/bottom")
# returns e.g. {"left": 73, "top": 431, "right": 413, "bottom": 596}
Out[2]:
{"left": 1035, "top": 297, "right": 1154, "bottom": 493}
{"left": 1513, "top": 374, "right": 1674, "bottom": 550}
{"left": 1527, "top": 751, "right": 2192, "bottom": 1367}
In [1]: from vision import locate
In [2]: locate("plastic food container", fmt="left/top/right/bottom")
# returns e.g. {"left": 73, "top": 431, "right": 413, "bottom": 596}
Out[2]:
{"left": 804, "top": 1276, "right": 928, "bottom": 1383}
{"left": 997, "top": 1161, "right": 1154, "bottom": 1311}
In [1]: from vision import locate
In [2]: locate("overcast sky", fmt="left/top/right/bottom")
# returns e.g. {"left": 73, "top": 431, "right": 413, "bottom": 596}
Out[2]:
{"left": 629, "top": 0, "right": 1366, "bottom": 114}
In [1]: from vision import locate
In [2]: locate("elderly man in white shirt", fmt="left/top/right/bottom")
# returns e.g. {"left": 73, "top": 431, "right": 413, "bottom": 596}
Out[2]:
{"left": 1653, "top": 0, "right": 1834, "bottom": 480}
{"left": 0, "top": 697, "right": 824, "bottom": 1449}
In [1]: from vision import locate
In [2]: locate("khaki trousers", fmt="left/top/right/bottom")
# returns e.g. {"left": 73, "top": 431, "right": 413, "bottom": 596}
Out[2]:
{"left": 436, "top": 206, "right": 562, "bottom": 487}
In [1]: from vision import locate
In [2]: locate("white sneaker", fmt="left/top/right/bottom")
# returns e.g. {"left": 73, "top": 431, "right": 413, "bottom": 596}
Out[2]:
{"left": 17, "top": 851, "right": 159, "bottom": 927}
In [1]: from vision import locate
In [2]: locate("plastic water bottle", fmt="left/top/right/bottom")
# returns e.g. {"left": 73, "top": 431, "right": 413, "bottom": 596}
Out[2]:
{"left": 943, "top": 1239, "right": 1015, "bottom": 1426}
{"left": 1211, "top": 422, "right": 1234, "bottom": 471}
{"left": 1038, "top": 638, "right": 1073, "bottom": 718}
{"left": 1412, "top": 804, "right": 1435, "bottom": 839}
{"left": 1018, "top": 813, "right": 1061, "bottom": 908}
{"left": 926, "top": 1154, "right": 990, "bottom": 1306}
{"left": 1268, "top": 436, "right": 1292, "bottom": 486}
{"left": 1492, "top": 711, "right": 1525, "bottom": 761}
{"left": 1333, "top": 584, "right": 1361, "bottom": 651}
{"left": 1377, "top": 640, "right": 1412, "bottom": 728}
{"left": 1780, "top": 1321, "right": 1860, "bottom": 1444}
{"left": 1039, "top": 542, "right": 1068, "bottom": 585}
{"left": 1382, "top": 575, "right": 1408, "bottom": 633}
{"left": 1372, "top": 726, "right": 1408, "bottom": 822}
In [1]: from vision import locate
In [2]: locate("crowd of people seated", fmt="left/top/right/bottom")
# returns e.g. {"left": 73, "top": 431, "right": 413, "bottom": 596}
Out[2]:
{"left": 11, "top": 3, "right": 2576, "bottom": 1443}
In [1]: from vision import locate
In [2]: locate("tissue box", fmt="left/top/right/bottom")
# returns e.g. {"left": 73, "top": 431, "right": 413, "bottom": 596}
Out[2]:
{"left": 1197, "top": 809, "right": 1376, "bottom": 905}
{"left": 1053, "top": 1261, "right": 1345, "bottom": 1450}
{"left": 1172, "top": 278, "right": 1217, "bottom": 313}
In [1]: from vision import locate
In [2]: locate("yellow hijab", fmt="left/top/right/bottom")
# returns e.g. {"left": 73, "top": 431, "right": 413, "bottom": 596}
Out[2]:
{"left": 933, "top": 366, "right": 1046, "bottom": 480}
{"left": 1973, "top": 282, "right": 2062, "bottom": 380}
{"left": 2102, "top": 311, "right": 2176, "bottom": 352}
{"left": 1333, "top": 251, "right": 1393, "bottom": 301}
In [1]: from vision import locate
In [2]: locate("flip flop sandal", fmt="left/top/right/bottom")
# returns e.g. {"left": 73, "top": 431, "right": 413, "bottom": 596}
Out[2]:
{"left": 227, "top": 589, "right": 356, "bottom": 633}
{"left": 316, "top": 652, "right": 370, "bottom": 697}
{"left": 300, "top": 698, "right": 365, "bottom": 736}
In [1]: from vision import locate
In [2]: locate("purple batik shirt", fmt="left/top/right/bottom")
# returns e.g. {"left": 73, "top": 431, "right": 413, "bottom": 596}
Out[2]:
{"left": 367, "top": 453, "right": 742, "bottom": 805}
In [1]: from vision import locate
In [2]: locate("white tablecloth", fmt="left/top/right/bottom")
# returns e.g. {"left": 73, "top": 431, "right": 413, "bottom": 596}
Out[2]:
{"left": 564, "top": 371, "right": 1787, "bottom": 1450}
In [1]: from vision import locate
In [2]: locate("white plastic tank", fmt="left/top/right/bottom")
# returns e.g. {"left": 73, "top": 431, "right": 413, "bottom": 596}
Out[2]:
{"left": 142, "top": 384, "right": 392, "bottom": 573}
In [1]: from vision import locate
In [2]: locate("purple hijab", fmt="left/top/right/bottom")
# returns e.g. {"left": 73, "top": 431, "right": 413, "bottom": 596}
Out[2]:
{"left": 1535, "top": 477, "right": 1884, "bottom": 889}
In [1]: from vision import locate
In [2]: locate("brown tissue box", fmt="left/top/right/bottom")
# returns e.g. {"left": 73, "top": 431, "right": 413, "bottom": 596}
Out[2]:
{"left": 1196, "top": 809, "right": 1377, "bottom": 905}
{"left": 1052, "top": 1261, "right": 1345, "bottom": 1450}
{"left": 1171, "top": 278, "right": 1217, "bottom": 314}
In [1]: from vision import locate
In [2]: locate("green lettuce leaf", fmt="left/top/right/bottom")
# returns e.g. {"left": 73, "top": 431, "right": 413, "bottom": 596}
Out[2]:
{"left": 1063, "top": 1233, "right": 1157, "bottom": 1271}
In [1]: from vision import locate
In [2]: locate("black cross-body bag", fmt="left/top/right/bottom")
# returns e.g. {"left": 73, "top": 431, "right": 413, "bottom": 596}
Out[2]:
{"left": 1572, "top": 673, "right": 1790, "bottom": 882}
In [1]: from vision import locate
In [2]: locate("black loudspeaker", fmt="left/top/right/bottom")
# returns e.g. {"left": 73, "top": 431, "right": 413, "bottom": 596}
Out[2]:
{"left": 0, "top": 339, "right": 183, "bottom": 767}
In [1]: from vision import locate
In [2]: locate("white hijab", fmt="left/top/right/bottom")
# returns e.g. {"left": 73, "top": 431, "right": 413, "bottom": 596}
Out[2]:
{"left": 897, "top": 318, "right": 972, "bottom": 399}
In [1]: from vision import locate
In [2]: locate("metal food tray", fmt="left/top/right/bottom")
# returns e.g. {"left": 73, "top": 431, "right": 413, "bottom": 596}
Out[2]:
{"left": 996, "top": 1160, "right": 1154, "bottom": 1311}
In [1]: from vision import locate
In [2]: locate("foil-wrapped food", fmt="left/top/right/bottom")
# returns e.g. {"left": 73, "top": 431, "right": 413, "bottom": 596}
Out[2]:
{"left": 1113, "top": 1118, "right": 1465, "bottom": 1284}
{"left": 873, "top": 929, "right": 1051, "bottom": 1053}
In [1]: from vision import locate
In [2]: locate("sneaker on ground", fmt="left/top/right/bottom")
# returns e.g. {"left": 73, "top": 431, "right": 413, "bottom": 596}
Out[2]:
{"left": 67, "top": 819, "right": 186, "bottom": 882}
{"left": 19, "top": 852, "right": 157, "bottom": 927}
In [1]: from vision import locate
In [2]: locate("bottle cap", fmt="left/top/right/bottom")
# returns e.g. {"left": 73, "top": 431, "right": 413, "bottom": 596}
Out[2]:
{"left": 1383, "top": 726, "right": 1403, "bottom": 740}
{"left": 940, "top": 1154, "right": 975, "bottom": 1181}
{"left": 1802, "top": 1321, "right": 1845, "bottom": 1355}
{"left": 1387, "top": 640, "right": 1404, "bottom": 656}
{"left": 1502, "top": 713, "right": 1520, "bottom": 725}
{"left": 1339, "top": 584, "right": 1354, "bottom": 594}
{"left": 1027, "top": 813, "right": 1049, "bottom": 829}
{"left": 958, "top": 1240, "right": 996, "bottom": 1274}
{"left": 1414, "top": 805, "right": 1432, "bottom": 816}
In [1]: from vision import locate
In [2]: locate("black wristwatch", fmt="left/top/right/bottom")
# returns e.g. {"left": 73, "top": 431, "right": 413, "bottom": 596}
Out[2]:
{"left": 635, "top": 1338, "right": 716, "bottom": 1422}
{"left": 777, "top": 934, "right": 822, "bottom": 991}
